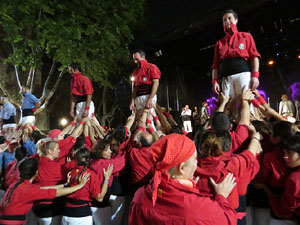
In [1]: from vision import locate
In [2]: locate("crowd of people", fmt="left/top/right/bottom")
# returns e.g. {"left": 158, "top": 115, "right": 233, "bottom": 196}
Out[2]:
{"left": 0, "top": 8, "right": 300, "bottom": 225}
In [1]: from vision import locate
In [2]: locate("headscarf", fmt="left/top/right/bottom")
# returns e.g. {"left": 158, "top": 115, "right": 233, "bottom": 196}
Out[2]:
{"left": 48, "top": 129, "right": 62, "bottom": 139}
{"left": 150, "top": 133, "right": 195, "bottom": 206}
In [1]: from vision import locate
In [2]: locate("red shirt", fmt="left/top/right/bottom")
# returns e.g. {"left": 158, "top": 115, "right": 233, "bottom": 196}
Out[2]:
{"left": 230, "top": 124, "right": 249, "bottom": 154}
{"left": 255, "top": 148, "right": 291, "bottom": 191}
{"left": 66, "top": 166, "right": 101, "bottom": 203}
{"left": 133, "top": 60, "right": 161, "bottom": 87}
{"left": 212, "top": 24, "right": 261, "bottom": 70}
{"left": 195, "top": 150, "right": 259, "bottom": 209}
{"left": 89, "top": 155, "right": 125, "bottom": 186}
{"left": 269, "top": 166, "right": 300, "bottom": 219}
{"left": 128, "top": 147, "right": 154, "bottom": 185}
{"left": 130, "top": 177, "right": 237, "bottom": 225}
{"left": 0, "top": 180, "right": 56, "bottom": 224}
{"left": 268, "top": 166, "right": 300, "bottom": 219}
{"left": 4, "top": 161, "right": 19, "bottom": 189}
{"left": 71, "top": 72, "right": 94, "bottom": 96}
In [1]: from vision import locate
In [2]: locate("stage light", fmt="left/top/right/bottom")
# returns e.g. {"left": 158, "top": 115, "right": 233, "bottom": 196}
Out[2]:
{"left": 130, "top": 76, "right": 135, "bottom": 82}
{"left": 297, "top": 54, "right": 300, "bottom": 59}
{"left": 268, "top": 60, "right": 274, "bottom": 65}
{"left": 60, "top": 118, "right": 68, "bottom": 126}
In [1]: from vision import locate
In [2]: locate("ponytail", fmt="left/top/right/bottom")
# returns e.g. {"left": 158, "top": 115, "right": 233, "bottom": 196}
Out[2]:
{"left": 4, "top": 158, "right": 38, "bottom": 208}
{"left": 13, "top": 146, "right": 28, "bottom": 172}
{"left": 74, "top": 148, "right": 90, "bottom": 181}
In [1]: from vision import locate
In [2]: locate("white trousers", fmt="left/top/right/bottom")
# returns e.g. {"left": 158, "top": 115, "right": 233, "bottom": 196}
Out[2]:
{"left": 269, "top": 218, "right": 297, "bottom": 225}
{"left": 221, "top": 72, "right": 251, "bottom": 98}
{"left": 183, "top": 121, "right": 192, "bottom": 133}
{"left": 76, "top": 101, "right": 95, "bottom": 119}
{"left": 19, "top": 116, "right": 35, "bottom": 125}
{"left": 91, "top": 195, "right": 127, "bottom": 225}
{"left": 135, "top": 94, "right": 157, "bottom": 114}
{"left": 246, "top": 207, "right": 271, "bottom": 225}
{"left": 3, "top": 123, "right": 17, "bottom": 129}
{"left": 61, "top": 215, "right": 93, "bottom": 225}
{"left": 37, "top": 215, "right": 61, "bottom": 225}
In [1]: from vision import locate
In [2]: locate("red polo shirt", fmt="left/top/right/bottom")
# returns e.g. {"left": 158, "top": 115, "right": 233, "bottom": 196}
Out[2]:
{"left": 268, "top": 166, "right": 300, "bottom": 219}
{"left": 71, "top": 72, "right": 94, "bottom": 96}
{"left": 133, "top": 60, "right": 161, "bottom": 87}
{"left": 212, "top": 24, "right": 261, "bottom": 70}
{"left": 229, "top": 124, "right": 249, "bottom": 154}
{"left": 0, "top": 180, "right": 56, "bottom": 224}
{"left": 4, "top": 161, "right": 19, "bottom": 189}
{"left": 66, "top": 166, "right": 101, "bottom": 203}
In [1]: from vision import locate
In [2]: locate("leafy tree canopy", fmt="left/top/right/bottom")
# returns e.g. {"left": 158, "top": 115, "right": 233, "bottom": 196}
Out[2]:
{"left": 0, "top": 0, "right": 145, "bottom": 86}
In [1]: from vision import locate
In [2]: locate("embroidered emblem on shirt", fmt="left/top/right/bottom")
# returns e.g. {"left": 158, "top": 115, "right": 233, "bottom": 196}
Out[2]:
{"left": 239, "top": 43, "right": 245, "bottom": 50}
{"left": 143, "top": 77, "right": 147, "bottom": 82}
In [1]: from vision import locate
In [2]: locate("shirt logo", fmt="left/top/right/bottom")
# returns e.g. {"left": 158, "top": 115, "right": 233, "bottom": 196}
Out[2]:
{"left": 143, "top": 77, "right": 147, "bottom": 82}
{"left": 239, "top": 43, "right": 245, "bottom": 50}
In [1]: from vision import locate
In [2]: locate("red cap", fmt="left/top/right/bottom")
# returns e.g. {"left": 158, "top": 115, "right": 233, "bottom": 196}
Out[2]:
{"left": 48, "top": 129, "right": 62, "bottom": 139}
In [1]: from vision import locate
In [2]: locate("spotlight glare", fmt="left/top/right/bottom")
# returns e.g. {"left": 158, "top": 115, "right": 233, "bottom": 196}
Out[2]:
{"left": 297, "top": 54, "right": 300, "bottom": 59}
{"left": 268, "top": 60, "right": 274, "bottom": 65}
{"left": 60, "top": 118, "right": 68, "bottom": 126}
{"left": 130, "top": 76, "right": 135, "bottom": 82}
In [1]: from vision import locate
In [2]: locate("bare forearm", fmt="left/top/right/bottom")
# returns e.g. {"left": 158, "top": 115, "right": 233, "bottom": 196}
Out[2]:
{"left": 212, "top": 69, "right": 219, "bottom": 80}
{"left": 86, "top": 94, "right": 92, "bottom": 107}
{"left": 131, "top": 87, "right": 137, "bottom": 101}
{"left": 96, "top": 182, "right": 109, "bottom": 202}
{"left": 251, "top": 57, "right": 259, "bottom": 72}
{"left": 148, "top": 79, "right": 159, "bottom": 100}
{"left": 239, "top": 100, "right": 250, "bottom": 125}
{"left": 55, "top": 184, "right": 83, "bottom": 197}
{"left": 70, "top": 95, "right": 76, "bottom": 110}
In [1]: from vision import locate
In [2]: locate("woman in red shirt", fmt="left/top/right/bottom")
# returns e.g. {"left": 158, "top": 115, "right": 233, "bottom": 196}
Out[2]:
{"left": 62, "top": 148, "right": 113, "bottom": 225}
{"left": 0, "top": 158, "right": 89, "bottom": 225}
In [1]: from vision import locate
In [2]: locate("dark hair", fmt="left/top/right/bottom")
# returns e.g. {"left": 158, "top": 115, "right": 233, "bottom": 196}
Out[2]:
{"left": 73, "top": 148, "right": 90, "bottom": 181}
{"left": 73, "top": 136, "right": 86, "bottom": 151}
{"left": 132, "top": 49, "right": 146, "bottom": 58}
{"left": 113, "top": 125, "right": 126, "bottom": 143}
{"left": 91, "top": 139, "right": 110, "bottom": 159}
{"left": 251, "top": 120, "right": 272, "bottom": 137}
{"left": 272, "top": 121, "right": 294, "bottom": 142}
{"left": 167, "top": 126, "right": 184, "bottom": 135}
{"left": 4, "top": 158, "right": 38, "bottom": 207}
{"left": 70, "top": 62, "right": 81, "bottom": 72}
{"left": 194, "top": 128, "right": 207, "bottom": 156}
{"left": 31, "top": 130, "right": 45, "bottom": 144}
{"left": 214, "top": 129, "right": 232, "bottom": 152}
{"left": 201, "top": 133, "right": 223, "bottom": 157}
{"left": 283, "top": 135, "right": 300, "bottom": 154}
{"left": 211, "top": 112, "right": 230, "bottom": 131}
{"left": 0, "top": 136, "right": 6, "bottom": 144}
{"left": 13, "top": 146, "right": 28, "bottom": 173}
{"left": 223, "top": 9, "right": 238, "bottom": 19}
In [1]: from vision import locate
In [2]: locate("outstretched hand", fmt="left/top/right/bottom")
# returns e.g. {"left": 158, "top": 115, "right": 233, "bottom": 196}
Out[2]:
{"left": 210, "top": 173, "right": 236, "bottom": 198}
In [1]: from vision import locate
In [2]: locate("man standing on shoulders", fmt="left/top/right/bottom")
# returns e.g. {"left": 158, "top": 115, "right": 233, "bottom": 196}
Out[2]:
{"left": 0, "top": 96, "right": 17, "bottom": 133}
{"left": 130, "top": 49, "right": 161, "bottom": 118}
{"left": 69, "top": 62, "right": 94, "bottom": 120}
{"left": 20, "top": 85, "right": 40, "bottom": 125}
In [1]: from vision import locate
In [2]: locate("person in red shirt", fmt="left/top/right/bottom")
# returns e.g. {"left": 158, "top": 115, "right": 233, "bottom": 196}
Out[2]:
{"left": 62, "top": 148, "right": 113, "bottom": 225}
{"left": 211, "top": 9, "right": 260, "bottom": 116}
{"left": 69, "top": 62, "right": 94, "bottom": 119}
{"left": 256, "top": 135, "right": 300, "bottom": 225}
{"left": 4, "top": 146, "right": 27, "bottom": 189}
{"left": 130, "top": 133, "right": 238, "bottom": 225}
{"left": 0, "top": 158, "right": 89, "bottom": 225}
{"left": 129, "top": 49, "right": 161, "bottom": 120}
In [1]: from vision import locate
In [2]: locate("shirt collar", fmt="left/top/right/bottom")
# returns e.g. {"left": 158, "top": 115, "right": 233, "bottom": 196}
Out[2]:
{"left": 139, "top": 59, "right": 148, "bottom": 68}
{"left": 72, "top": 72, "right": 82, "bottom": 77}
{"left": 224, "top": 23, "right": 238, "bottom": 36}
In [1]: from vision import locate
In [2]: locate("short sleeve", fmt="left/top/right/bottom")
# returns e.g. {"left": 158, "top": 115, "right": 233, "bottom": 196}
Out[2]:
{"left": 246, "top": 34, "right": 261, "bottom": 59}
{"left": 149, "top": 65, "right": 161, "bottom": 80}
{"left": 83, "top": 77, "right": 94, "bottom": 95}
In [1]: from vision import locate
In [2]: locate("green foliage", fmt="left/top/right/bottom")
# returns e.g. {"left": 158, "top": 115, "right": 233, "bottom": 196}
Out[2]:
{"left": 0, "top": 0, "right": 145, "bottom": 84}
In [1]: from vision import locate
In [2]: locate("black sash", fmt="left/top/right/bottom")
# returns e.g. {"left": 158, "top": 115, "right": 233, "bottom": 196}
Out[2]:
{"left": 22, "top": 108, "right": 34, "bottom": 117}
{"left": 3, "top": 116, "right": 16, "bottom": 124}
{"left": 219, "top": 58, "right": 250, "bottom": 78}
{"left": 136, "top": 85, "right": 152, "bottom": 97}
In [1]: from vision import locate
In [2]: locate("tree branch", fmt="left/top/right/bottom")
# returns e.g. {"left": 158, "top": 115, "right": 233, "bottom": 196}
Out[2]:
{"left": 40, "top": 61, "right": 56, "bottom": 102}
{"left": 35, "top": 69, "right": 64, "bottom": 114}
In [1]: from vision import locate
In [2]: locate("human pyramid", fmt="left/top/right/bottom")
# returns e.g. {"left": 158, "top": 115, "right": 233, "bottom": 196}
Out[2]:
{"left": 0, "top": 9, "right": 300, "bottom": 225}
